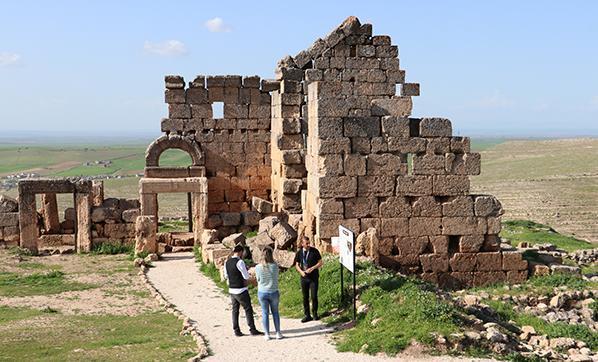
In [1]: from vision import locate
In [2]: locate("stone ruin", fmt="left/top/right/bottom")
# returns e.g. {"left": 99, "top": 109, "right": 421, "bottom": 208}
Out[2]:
{"left": 0, "top": 16, "right": 528, "bottom": 288}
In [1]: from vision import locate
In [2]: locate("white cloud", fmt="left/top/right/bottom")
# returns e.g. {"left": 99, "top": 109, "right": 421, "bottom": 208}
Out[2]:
{"left": 143, "top": 40, "right": 187, "bottom": 56}
{"left": 204, "top": 17, "right": 232, "bottom": 33}
{"left": 0, "top": 52, "right": 21, "bottom": 67}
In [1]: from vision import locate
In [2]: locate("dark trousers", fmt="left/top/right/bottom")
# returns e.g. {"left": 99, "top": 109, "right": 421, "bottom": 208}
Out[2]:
{"left": 301, "top": 277, "right": 319, "bottom": 317}
{"left": 230, "top": 290, "right": 256, "bottom": 332}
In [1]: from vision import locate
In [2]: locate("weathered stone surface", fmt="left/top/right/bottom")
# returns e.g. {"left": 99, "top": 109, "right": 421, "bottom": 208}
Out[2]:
{"left": 442, "top": 196, "right": 474, "bottom": 217}
{"left": 273, "top": 249, "right": 295, "bottom": 269}
{"left": 122, "top": 208, "right": 140, "bottom": 223}
{"left": 222, "top": 233, "right": 246, "bottom": 248}
{"left": 442, "top": 217, "right": 487, "bottom": 235}
{"left": 0, "top": 195, "right": 18, "bottom": 213}
{"left": 429, "top": 235, "right": 448, "bottom": 254}
{"left": 0, "top": 212, "right": 19, "bottom": 227}
{"left": 411, "top": 196, "right": 442, "bottom": 217}
{"left": 476, "top": 252, "right": 502, "bottom": 271}
{"left": 419, "top": 118, "right": 452, "bottom": 137}
{"left": 319, "top": 176, "right": 357, "bottom": 198}
{"left": 356, "top": 227, "right": 378, "bottom": 256}
{"left": 247, "top": 232, "right": 275, "bottom": 263}
{"left": 251, "top": 197, "right": 273, "bottom": 214}
{"left": 75, "top": 193, "right": 92, "bottom": 253}
{"left": 502, "top": 251, "right": 528, "bottom": 271}
{"left": 380, "top": 218, "right": 409, "bottom": 237}
{"left": 379, "top": 196, "right": 411, "bottom": 217}
{"left": 396, "top": 236, "right": 429, "bottom": 255}
{"left": 396, "top": 176, "right": 432, "bottom": 196}
{"left": 473, "top": 271, "right": 505, "bottom": 287}
{"left": 344, "top": 197, "right": 378, "bottom": 218}
{"left": 420, "top": 253, "right": 449, "bottom": 272}
{"left": 135, "top": 216, "right": 157, "bottom": 254}
{"left": 474, "top": 195, "right": 504, "bottom": 217}
{"left": 449, "top": 253, "right": 476, "bottom": 272}
{"left": 268, "top": 222, "right": 297, "bottom": 250}
{"left": 459, "top": 235, "right": 484, "bottom": 253}
{"left": 258, "top": 215, "right": 279, "bottom": 234}
{"left": 358, "top": 176, "right": 394, "bottom": 196}
{"left": 370, "top": 97, "right": 412, "bottom": 117}
{"left": 241, "top": 211, "right": 260, "bottom": 226}
{"left": 409, "top": 217, "right": 441, "bottom": 236}
{"left": 200, "top": 229, "right": 219, "bottom": 246}
{"left": 221, "top": 212, "right": 241, "bottom": 226}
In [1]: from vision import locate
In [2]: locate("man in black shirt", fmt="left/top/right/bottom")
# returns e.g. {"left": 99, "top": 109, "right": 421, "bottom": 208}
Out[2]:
{"left": 294, "top": 236, "right": 323, "bottom": 322}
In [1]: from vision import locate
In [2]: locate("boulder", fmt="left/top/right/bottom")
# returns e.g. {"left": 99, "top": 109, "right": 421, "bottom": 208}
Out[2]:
{"left": 550, "top": 264, "right": 581, "bottom": 275}
{"left": 268, "top": 222, "right": 297, "bottom": 250}
{"left": 247, "top": 232, "right": 275, "bottom": 263}
{"left": 273, "top": 249, "right": 296, "bottom": 269}
{"left": 0, "top": 195, "right": 18, "bottom": 213}
{"left": 258, "top": 216, "right": 279, "bottom": 234}
{"left": 252, "top": 196, "right": 273, "bottom": 214}
{"left": 122, "top": 208, "right": 140, "bottom": 223}
{"left": 200, "top": 229, "right": 218, "bottom": 246}
{"left": 135, "top": 216, "right": 157, "bottom": 254}
{"left": 222, "top": 233, "right": 246, "bottom": 248}
{"left": 356, "top": 228, "right": 377, "bottom": 256}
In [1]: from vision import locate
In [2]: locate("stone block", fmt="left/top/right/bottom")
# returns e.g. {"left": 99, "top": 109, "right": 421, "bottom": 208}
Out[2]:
{"left": 122, "top": 208, "right": 140, "bottom": 223}
{"left": 379, "top": 196, "right": 411, "bottom": 217}
{"left": 357, "top": 176, "right": 394, "bottom": 197}
{"left": 429, "top": 235, "right": 449, "bottom": 254}
{"left": 221, "top": 212, "right": 241, "bottom": 226}
{"left": 413, "top": 154, "right": 445, "bottom": 175}
{"left": 433, "top": 175, "right": 470, "bottom": 195}
{"left": 222, "top": 233, "right": 246, "bottom": 248}
{"left": 419, "top": 118, "right": 452, "bottom": 137}
{"left": 450, "top": 137, "right": 471, "bottom": 153}
{"left": 442, "top": 217, "right": 487, "bottom": 235}
{"left": 351, "top": 137, "right": 370, "bottom": 154}
{"left": 104, "top": 223, "right": 136, "bottom": 239}
{"left": 186, "top": 87, "right": 208, "bottom": 104}
{"left": 396, "top": 236, "right": 429, "bottom": 255}
{"left": 343, "top": 154, "right": 366, "bottom": 176}
{"left": 476, "top": 252, "right": 502, "bottom": 271}
{"left": 343, "top": 197, "right": 378, "bottom": 218}
{"left": 317, "top": 154, "right": 344, "bottom": 176}
{"left": 396, "top": 176, "right": 432, "bottom": 196}
{"left": 379, "top": 218, "right": 409, "bottom": 237}
{"left": 401, "top": 83, "right": 420, "bottom": 96}
{"left": 449, "top": 253, "right": 476, "bottom": 272}
{"left": 482, "top": 234, "right": 501, "bottom": 252}
{"left": 487, "top": 217, "right": 501, "bottom": 234}
{"left": 200, "top": 229, "right": 219, "bottom": 246}
{"left": 459, "top": 235, "right": 484, "bottom": 253}
{"left": 268, "top": 222, "right": 297, "bottom": 249}
{"left": 474, "top": 195, "right": 504, "bottom": 217}
{"left": 420, "top": 253, "right": 449, "bottom": 272}
{"left": 0, "top": 195, "right": 18, "bottom": 213}
{"left": 502, "top": 251, "right": 528, "bottom": 271}
{"left": 241, "top": 211, "right": 260, "bottom": 226}
{"left": 319, "top": 176, "right": 357, "bottom": 198}
{"left": 381, "top": 117, "right": 410, "bottom": 137}
{"left": 191, "top": 104, "right": 213, "bottom": 118}
{"left": 273, "top": 249, "right": 296, "bottom": 269}
{"left": 258, "top": 215, "right": 279, "bottom": 234}
{"left": 251, "top": 197, "right": 273, "bottom": 214}
{"left": 318, "top": 198, "right": 344, "bottom": 215}
{"left": 367, "top": 154, "right": 403, "bottom": 175}
{"left": 343, "top": 117, "right": 380, "bottom": 137}
{"left": 411, "top": 196, "right": 442, "bottom": 217}
{"left": 409, "top": 217, "right": 442, "bottom": 236}
{"left": 442, "top": 196, "right": 474, "bottom": 217}
{"left": 168, "top": 104, "right": 191, "bottom": 119}
{"left": 207, "top": 247, "right": 232, "bottom": 265}
{"left": 91, "top": 207, "right": 121, "bottom": 223}
{"left": 165, "top": 75, "right": 184, "bottom": 89}
{"left": 506, "top": 270, "right": 528, "bottom": 284}
{"left": 316, "top": 138, "right": 351, "bottom": 155}
{"left": 370, "top": 97, "right": 412, "bottom": 117}
{"left": 473, "top": 271, "right": 506, "bottom": 287}
{"left": 135, "top": 215, "right": 157, "bottom": 254}
{"left": 387, "top": 137, "right": 427, "bottom": 154}
{"left": 0, "top": 212, "right": 19, "bottom": 227}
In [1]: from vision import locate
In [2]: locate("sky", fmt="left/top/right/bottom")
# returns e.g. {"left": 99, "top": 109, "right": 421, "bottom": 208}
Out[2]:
{"left": 0, "top": 0, "right": 597, "bottom": 138}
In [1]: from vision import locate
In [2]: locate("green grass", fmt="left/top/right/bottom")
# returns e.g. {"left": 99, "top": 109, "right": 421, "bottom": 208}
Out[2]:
{"left": 0, "top": 270, "right": 95, "bottom": 297}
{"left": 0, "top": 307, "right": 196, "bottom": 361}
{"left": 16, "top": 262, "right": 63, "bottom": 271}
{"left": 582, "top": 263, "right": 598, "bottom": 275}
{"left": 486, "top": 299, "right": 598, "bottom": 350}
{"left": 471, "top": 272, "right": 597, "bottom": 296}
{"left": 470, "top": 138, "right": 507, "bottom": 152}
{"left": 193, "top": 246, "right": 228, "bottom": 292}
{"left": 501, "top": 220, "right": 593, "bottom": 252}
{"left": 158, "top": 220, "right": 190, "bottom": 233}
{"left": 91, "top": 240, "right": 133, "bottom": 255}
{"left": 194, "top": 247, "right": 473, "bottom": 356}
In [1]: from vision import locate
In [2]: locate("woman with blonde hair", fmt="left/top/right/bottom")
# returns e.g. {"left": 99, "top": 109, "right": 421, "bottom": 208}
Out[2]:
{"left": 255, "top": 247, "right": 283, "bottom": 340}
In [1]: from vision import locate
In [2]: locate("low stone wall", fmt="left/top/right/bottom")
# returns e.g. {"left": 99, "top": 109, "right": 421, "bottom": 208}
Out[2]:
{"left": 90, "top": 197, "right": 140, "bottom": 247}
{"left": 0, "top": 195, "right": 20, "bottom": 246}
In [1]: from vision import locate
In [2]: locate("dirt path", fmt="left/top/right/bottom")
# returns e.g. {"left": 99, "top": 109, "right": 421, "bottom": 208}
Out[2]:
{"left": 147, "top": 253, "right": 493, "bottom": 362}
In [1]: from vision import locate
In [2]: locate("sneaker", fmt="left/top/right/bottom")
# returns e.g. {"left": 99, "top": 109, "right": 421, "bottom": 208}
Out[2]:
{"left": 250, "top": 329, "right": 264, "bottom": 336}
{"left": 276, "top": 332, "right": 284, "bottom": 340}
{"left": 301, "top": 316, "right": 313, "bottom": 323}
{"left": 264, "top": 334, "right": 271, "bottom": 341}
{"left": 234, "top": 330, "right": 244, "bottom": 337}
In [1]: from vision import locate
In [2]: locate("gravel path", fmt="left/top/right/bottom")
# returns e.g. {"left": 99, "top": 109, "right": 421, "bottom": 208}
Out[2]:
{"left": 147, "top": 253, "right": 493, "bottom": 362}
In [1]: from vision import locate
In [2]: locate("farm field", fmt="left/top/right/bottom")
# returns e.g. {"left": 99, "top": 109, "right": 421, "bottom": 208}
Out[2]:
{"left": 1, "top": 137, "right": 597, "bottom": 243}
{"left": 471, "top": 138, "right": 598, "bottom": 243}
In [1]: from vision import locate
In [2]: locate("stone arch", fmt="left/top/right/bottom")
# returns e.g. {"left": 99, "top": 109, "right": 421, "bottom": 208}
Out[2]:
{"left": 145, "top": 135, "right": 204, "bottom": 167}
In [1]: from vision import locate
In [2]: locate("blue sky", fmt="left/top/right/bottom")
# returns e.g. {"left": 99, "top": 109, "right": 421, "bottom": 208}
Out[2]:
{"left": 0, "top": 0, "right": 597, "bottom": 137}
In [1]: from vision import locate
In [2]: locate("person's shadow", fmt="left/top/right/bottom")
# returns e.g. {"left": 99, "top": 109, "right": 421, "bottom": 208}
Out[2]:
{"left": 280, "top": 324, "right": 334, "bottom": 338}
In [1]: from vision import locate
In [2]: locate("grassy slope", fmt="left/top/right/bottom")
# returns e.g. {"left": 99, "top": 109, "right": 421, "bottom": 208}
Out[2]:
{"left": 501, "top": 220, "right": 594, "bottom": 252}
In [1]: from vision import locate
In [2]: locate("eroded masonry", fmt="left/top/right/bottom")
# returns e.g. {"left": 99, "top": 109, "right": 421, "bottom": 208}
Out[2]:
{"left": 0, "top": 16, "right": 527, "bottom": 288}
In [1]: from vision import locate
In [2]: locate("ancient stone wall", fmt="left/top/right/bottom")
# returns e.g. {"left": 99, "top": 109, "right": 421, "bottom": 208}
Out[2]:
{"left": 0, "top": 195, "right": 20, "bottom": 246}
{"left": 152, "top": 75, "right": 273, "bottom": 236}
{"left": 277, "top": 16, "right": 527, "bottom": 288}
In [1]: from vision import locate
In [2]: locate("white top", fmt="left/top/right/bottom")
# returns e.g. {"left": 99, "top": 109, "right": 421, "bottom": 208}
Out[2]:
{"left": 223, "top": 256, "right": 250, "bottom": 294}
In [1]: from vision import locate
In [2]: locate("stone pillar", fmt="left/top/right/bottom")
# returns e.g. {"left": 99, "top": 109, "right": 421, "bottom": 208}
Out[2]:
{"left": 135, "top": 215, "right": 157, "bottom": 254}
{"left": 41, "top": 193, "right": 60, "bottom": 234}
{"left": 91, "top": 180, "right": 104, "bottom": 207}
{"left": 75, "top": 193, "right": 92, "bottom": 253}
{"left": 18, "top": 192, "right": 38, "bottom": 254}
{"left": 192, "top": 192, "right": 208, "bottom": 244}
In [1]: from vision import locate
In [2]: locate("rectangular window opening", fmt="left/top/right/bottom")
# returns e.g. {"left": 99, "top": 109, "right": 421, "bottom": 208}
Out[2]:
{"left": 212, "top": 102, "right": 224, "bottom": 118}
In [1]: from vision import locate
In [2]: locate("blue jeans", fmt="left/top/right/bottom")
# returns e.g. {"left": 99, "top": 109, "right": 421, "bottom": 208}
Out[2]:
{"left": 257, "top": 291, "right": 280, "bottom": 334}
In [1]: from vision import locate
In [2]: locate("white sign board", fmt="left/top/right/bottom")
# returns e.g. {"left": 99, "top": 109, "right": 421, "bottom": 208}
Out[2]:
{"left": 338, "top": 225, "right": 355, "bottom": 273}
